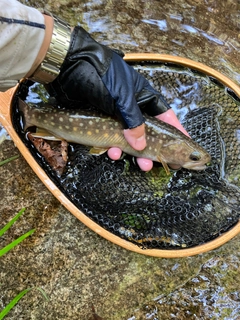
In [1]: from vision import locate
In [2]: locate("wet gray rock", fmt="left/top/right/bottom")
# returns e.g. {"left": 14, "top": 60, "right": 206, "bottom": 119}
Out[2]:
{"left": 1, "top": 0, "right": 240, "bottom": 319}
{"left": 1, "top": 140, "right": 240, "bottom": 319}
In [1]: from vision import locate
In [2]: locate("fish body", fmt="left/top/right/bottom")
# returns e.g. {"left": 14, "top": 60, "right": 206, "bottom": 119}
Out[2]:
{"left": 19, "top": 99, "right": 211, "bottom": 171}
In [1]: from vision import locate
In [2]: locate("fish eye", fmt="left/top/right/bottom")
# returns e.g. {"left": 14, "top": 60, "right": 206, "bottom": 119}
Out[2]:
{"left": 189, "top": 151, "right": 201, "bottom": 161}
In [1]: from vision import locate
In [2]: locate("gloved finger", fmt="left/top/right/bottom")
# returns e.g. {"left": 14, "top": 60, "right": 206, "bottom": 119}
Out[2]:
{"left": 135, "top": 88, "right": 170, "bottom": 116}
{"left": 123, "top": 124, "right": 146, "bottom": 151}
{"left": 107, "top": 147, "right": 122, "bottom": 160}
{"left": 155, "top": 109, "right": 190, "bottom": 137}
{"left": 101, "top": 52, "right": 146, "bottom": 129}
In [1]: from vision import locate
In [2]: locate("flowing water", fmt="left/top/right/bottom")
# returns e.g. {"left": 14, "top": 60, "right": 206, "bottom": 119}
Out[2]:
{"left": 1, "top": 0, "right": 240, "bottom": 319}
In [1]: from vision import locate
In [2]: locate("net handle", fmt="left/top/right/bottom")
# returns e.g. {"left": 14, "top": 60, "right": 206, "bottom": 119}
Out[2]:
{"left": 124, "top": 53, "right": 240, "bottom": 93}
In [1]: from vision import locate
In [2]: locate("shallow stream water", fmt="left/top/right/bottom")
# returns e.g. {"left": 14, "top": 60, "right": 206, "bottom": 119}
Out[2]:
{"left": 0, "top": 0, "right": 240, "bottom": 319}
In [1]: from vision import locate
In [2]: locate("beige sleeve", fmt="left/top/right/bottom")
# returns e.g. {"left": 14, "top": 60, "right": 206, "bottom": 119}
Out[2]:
{"left": 0, "top": 0, "right": 45, "bottom": 91}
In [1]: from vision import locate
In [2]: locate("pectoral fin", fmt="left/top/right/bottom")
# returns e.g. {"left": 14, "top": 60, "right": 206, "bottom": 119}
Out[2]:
{"left": 89, "top": 147, "right": 108, "bottom": 155}
{"left": 30, "top": 128, "right": 63, "bottom": 141}
{"left": 157, "top": 155, "right": 170, "bottom": 175}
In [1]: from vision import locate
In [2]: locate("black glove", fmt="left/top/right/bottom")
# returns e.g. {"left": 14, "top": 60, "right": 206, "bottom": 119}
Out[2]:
{"left": 47, "top": 26, "right": 170, "bottom": 129}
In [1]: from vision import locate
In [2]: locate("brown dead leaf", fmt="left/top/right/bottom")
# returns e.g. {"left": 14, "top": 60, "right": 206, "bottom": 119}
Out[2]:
{"left": 27, "top": 133, "right": 68, "bottom": 175}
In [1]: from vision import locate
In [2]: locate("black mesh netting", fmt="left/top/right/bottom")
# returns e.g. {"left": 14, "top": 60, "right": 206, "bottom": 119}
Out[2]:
{"left": 12, "top": 62, "right": 240, "bottom": 249}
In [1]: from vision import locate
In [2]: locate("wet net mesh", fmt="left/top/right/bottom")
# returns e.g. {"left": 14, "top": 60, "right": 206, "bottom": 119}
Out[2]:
{"left": 12, "top": 62, "right": 240, "bottom": 249}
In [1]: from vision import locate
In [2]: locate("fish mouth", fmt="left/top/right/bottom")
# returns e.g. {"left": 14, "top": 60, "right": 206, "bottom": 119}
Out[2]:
{"left": 182, "top": 162, "right": 209, "bottom": 171}
{"left": 168, "top": 162, "right": 209, "bottom": 171}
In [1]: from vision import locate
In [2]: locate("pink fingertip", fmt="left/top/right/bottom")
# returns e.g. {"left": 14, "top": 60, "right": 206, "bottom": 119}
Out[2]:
{"left": 107, "top": 147, "right": 122, "bottom": 160}
{"left": 155, "top": 110, "right": 191, "bottom": 137}
{"left": 136, "top": 158, "right": 153, "bottom": 172}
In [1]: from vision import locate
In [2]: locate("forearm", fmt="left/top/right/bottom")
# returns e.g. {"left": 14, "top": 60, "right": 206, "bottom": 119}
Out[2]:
{"left": 0, "top": 0, "right": 54, "bottom": 91}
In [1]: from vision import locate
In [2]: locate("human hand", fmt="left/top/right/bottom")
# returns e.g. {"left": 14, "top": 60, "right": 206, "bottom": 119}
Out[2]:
{"left": 108, "top": 109, "right": 190, "bottom": 171}
{"left": 48, "top": 26, "right": 170, "bottom": 123}
{"left": 47, "top": 26, "right": 189, "bottom": 171}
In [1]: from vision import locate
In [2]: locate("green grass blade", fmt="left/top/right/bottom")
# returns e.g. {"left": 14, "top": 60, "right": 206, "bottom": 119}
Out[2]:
{"left": 0, "top": 287, "right": 48, "bottom": 319}
{"left": 0, "top": 229, "right": 35, "bottom": 257}
{"left": 0, "top": 288, "right": 31, "bottom": 320}
{"left": 0, "top": 208, "right": 26, "bottom": 237}
{"left": 0, "top": 155, "right": 19, "bottom": 167}
{"left": 35, "top": 287, "right": 49, "bottom": 301}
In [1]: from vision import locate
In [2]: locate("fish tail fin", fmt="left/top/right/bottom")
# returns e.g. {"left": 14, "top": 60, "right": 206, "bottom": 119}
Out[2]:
{"left": 18, "top": 98, "right": 33, "bottom": 131}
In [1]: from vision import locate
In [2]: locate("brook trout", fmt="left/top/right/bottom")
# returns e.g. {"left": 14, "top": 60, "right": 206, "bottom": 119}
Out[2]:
{"left": 19, "top": 99, "right": 211, "bottom": 173}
